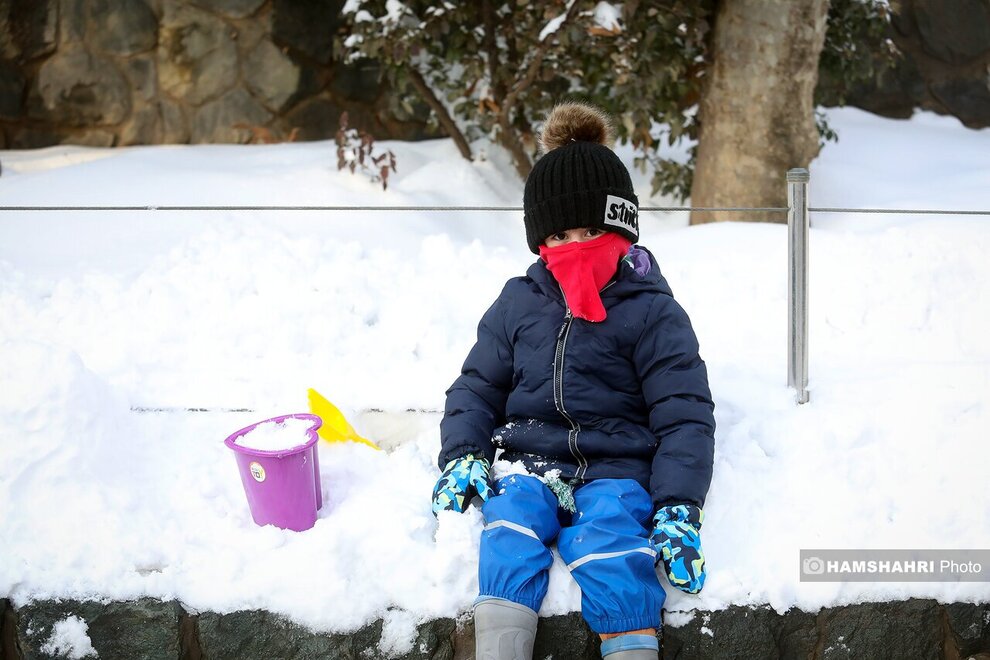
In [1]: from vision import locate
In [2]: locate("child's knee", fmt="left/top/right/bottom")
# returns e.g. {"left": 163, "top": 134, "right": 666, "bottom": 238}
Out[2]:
{"left": 574, "top": 478, "right": 654, "bottom": 525}
{"left": 482, "top": 474, "right": 561, "bottom": 542}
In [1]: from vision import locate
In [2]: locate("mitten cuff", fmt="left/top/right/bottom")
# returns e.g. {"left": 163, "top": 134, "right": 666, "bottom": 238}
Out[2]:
{"left": 654, "top": 503, "right": 704, "bottom": 530}
{"left": 443, "top": 454, "right": 491, "bottom": 472}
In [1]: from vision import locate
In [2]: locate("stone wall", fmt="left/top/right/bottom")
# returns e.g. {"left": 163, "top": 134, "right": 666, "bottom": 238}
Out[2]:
{"left": 0, "top": 0, "right": 433, "bottom": 149}
{"left": 2, "top": 597, "right": 989, "bottom": 659}
{"left": 825, "top": 0, "right": 990, "bottom": 128}
{"left": 1, "top": 0, "right": 987, "bottom": 150}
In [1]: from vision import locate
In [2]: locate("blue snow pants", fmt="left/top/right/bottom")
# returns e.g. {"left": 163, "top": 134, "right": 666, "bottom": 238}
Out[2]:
{"left": 478, "top": 474, "right": 666, "bottom": 634}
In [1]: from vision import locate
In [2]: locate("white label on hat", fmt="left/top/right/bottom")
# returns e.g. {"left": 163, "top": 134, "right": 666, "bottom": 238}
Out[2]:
{"left": 603, "top": 195, "right": 639, "bottom": 237}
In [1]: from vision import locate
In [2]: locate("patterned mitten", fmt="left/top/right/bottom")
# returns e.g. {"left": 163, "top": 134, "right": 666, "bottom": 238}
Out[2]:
{"left": 431, "top": 454, "right": 494, "bottom": 515}
{"left": 650, "top": 504, "right": 707, "bottom": 593}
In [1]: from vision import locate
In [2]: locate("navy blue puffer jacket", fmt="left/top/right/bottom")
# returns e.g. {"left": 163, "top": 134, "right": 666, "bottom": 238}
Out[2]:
{"left": 439, "top": 246, "right": 715, "bottom": 509}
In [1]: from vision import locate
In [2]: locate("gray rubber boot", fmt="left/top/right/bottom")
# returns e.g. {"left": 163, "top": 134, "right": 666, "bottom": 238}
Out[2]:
{"left": 601, "top": 649, "right": 660, "bottom": 660}
{"left": 600, "top": 633, "right": 660, "bottom": 659}
{"left": 474, "top": 598, "right": 539, "bottom": 660}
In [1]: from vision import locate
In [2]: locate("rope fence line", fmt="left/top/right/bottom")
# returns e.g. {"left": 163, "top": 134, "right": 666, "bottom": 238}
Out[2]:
{"left": 129, "top": 406, "right": 444, "bottom": 415}
{"left": 131, "top": 407, "right": 255, "bottom": 414}
{"left": 0, "top": 205, "right": 784, "bottom": 212}
{"left": 6, "top": 172, "right": 989, "bottom": 410}
{"left": 810, "top": 207, "right": 990, "bottom": 215}
{"left": 2, "top": 205, "right": 990, "bottom": 215}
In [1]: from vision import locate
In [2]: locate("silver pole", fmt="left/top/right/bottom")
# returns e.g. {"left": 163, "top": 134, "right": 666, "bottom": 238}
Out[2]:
{"left": 787, "top": 168, "right": 810, "bottom": 404}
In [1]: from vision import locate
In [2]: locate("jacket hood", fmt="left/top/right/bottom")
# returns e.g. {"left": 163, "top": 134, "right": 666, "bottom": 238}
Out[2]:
{"left": 526, "top": 244, "right": 673, "bottom": 303}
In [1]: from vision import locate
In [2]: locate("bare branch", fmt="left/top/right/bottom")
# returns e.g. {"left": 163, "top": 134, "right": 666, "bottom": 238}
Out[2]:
{"left": 482, "top": 0, "right": 503, "bottom": 99}
{"left": 505, "top": 0, "right": 583, "bottom": 108}
{"left": 497, "top": 0, "right": 585, "bottom": 178}
{"left": 407, "top": 68, "right": 474, "bottom": 162}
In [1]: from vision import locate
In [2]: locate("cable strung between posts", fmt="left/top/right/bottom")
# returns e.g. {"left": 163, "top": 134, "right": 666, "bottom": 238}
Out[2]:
{"left": 2, "top": 205, "right": 989, "bottom": 215}
{"left": 0, "top": 205, "right": 788, "bottom": 212}
{"left": 129, "top": 406, "right": 445, "bottom": 414}
{"left": 809, "top": 207, "right": 990, "bottom": 215}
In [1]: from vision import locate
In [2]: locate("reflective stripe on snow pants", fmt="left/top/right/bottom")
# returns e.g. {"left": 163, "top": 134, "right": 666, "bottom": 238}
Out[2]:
{"left": 478, "top": 474, "right": 666, "bottom": 634}
{"left": 478, "top": 474, "right": 562, "bottom": 612}
{"left": 557, "top": 478, "right": 665, "bottom": 634}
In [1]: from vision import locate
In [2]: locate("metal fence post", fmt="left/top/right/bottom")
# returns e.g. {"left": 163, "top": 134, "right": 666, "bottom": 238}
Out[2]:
{"left": 787, "top": 168, "right": 810, "bottom": 404}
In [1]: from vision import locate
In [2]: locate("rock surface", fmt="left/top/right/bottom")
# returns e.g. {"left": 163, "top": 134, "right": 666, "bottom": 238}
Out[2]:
{"left": 271, "top": 0, "right": 344, "bottom": 65}
{"left": 6, "top": 0, "right": 58, "bottom": 61}
{"left": 3, "top": 0, "right": 984, "bottom": 147}
{"left": 13, "top": 598, "right": 182, "bottom": 660}
{"left": 87, "top": 0, "right": 158, "bottom": 56}
{"left": 57, "top": 0, "right": 87, "bottom": 44}
{"left": 120, "top": 103, "right": 163, "bottom": 145}
{"left": 158, "top": 3, "right": 239, "bottom": 107}
{"left": 0, "top": 61, "right": 25, "bottom": 120}
{"left": 196, "top": 610, "right": 457, "bottom": 660}
{"left": 2, "top": 598, "right": 15, "bottom": 660}
{"left": 816, "top": 599, "right": 941, "bottom": 659}
{"left": 910, "top": 0, "right": 990, "bottom": 65}
{"left": 0, "top": 0, "right": 467, "bottom": 146}
{"left": 191, "top": 86, "right": 272, "bottom": 143}
{"left": 945, "top": 602, "right": 990, "bottom": 659}
{"left": 282, "top": 94, "right": 343, "bottom": 141}
{"left": 831, "top": 0, "right": 990, "bottom": 129}
{"left": 1, "top": 597, "right": 987, "bottom": 659}
{"left": 160, "top": 97, "right": 190, "bottom": 143}
{"left": 243, "top": 38, "right": 300, "bottom": 112}
{"left": 194, "top": 0, "right": 267, "bottom": 19}
{"left": 29, "top": 45, "right": 131, "bottom": 125}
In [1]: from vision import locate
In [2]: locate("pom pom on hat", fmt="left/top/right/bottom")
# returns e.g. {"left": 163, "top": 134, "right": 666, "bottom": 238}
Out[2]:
{"left": 523, "top": 102, "right": 639, "bottom": 254}
{"left": 539, "top": 102, "right": 615, "bottom": 153}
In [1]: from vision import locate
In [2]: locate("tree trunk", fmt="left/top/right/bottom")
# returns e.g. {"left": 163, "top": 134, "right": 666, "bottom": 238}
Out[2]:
{"left": 690, "top": 0, "right": 830, "bottom": 225}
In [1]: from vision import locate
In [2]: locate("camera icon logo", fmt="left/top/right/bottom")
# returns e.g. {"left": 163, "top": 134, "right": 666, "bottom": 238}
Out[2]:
{"left": 803, "top": 556, "right": 825, "bottom": 575}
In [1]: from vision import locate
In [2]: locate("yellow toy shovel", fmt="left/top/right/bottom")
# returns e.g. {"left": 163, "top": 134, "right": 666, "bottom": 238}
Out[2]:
{"left": 307, "top": 388, "right": 381, "bottom": 450}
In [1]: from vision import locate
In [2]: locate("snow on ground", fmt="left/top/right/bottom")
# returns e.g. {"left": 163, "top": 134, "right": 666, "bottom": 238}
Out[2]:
{"left": 1, "top": 108, "right": 988, "bottom": 639}
{"left": 40, "top": 615, "right": 98, "bottom": 659}
{"left": 233, "top": 416, "right": 316, "bottom": 452}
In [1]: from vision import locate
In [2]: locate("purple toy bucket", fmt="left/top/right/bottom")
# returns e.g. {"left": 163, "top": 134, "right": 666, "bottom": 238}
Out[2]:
{"left": 224, "top": 413, "right": 323, "bottom": 532}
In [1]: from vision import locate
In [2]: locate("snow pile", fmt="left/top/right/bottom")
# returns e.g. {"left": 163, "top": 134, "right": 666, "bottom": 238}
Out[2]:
{"left": 40, "top": 616, "right": 98, "bottom": 659}
{"left": 593, "top": 2, "right": 622, "bottom": 32}
{"left": 233, "top": 417, "right": 316, "bottom": 452}
{"left": 379, "top": 609, "right": 422, "bottom": 656}
{"left": 0, "top": 108, "right": 988, "bottom": 640}
{"left": 540, "top": 1, "right": 576, "bottom": 41}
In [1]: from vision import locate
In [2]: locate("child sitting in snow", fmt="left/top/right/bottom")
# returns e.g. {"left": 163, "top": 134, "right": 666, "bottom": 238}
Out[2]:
{"left": 432, "top": 102, "right": 715, "bottom": 660}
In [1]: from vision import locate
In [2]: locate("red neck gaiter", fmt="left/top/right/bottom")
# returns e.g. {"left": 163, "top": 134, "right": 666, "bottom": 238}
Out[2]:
{"left": 539, "top": 232, "right": 632, "bottom": 322}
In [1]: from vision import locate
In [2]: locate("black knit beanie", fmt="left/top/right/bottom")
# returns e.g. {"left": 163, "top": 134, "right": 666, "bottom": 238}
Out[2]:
{"left": 523, "top": 104, "right": 639, "bottom": 254}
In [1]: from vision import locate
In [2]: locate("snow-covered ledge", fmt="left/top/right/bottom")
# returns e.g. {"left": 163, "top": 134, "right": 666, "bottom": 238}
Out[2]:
{"left": 3, "top": 597, "right": 988, "bottom": 659}
{"left": 3, "top": 112, "right": 990, "bottom": 659}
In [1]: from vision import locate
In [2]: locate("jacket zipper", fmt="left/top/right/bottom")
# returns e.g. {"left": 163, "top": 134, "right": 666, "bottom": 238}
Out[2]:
{"left": 553, "top": 280, "right": 618, "bottom": 482}
{"left": 553, "top": 308, "right": 587, "bottom": 481}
